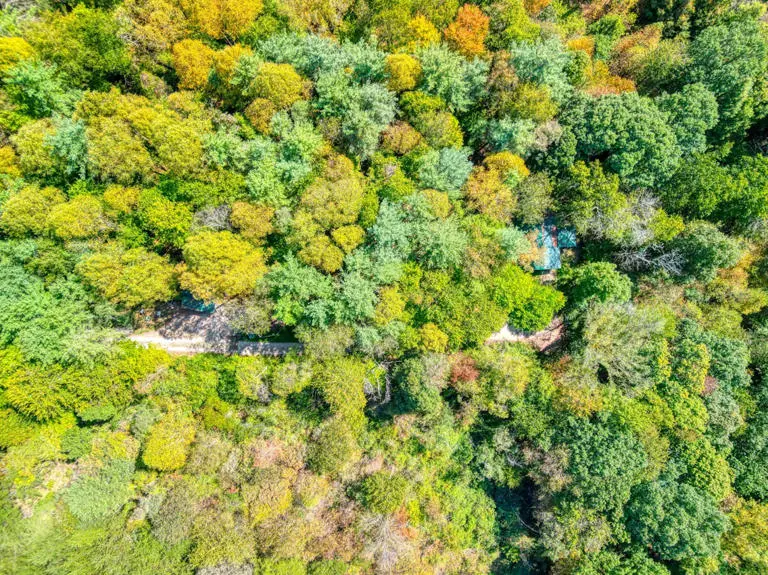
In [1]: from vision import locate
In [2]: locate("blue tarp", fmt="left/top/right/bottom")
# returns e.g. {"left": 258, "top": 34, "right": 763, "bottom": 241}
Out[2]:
{"left": 180, "top": 291, "right": 215, "bottom": 314}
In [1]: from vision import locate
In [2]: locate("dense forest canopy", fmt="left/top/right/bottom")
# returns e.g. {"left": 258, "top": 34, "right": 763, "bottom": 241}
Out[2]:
{"left": 1, "top": 0, "right": 768, "bottom": 573}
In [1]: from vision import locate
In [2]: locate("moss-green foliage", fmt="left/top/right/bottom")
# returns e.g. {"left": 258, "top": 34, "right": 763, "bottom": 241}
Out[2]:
{"left": 355, "top": 471, "right": 409, "bottom": 514}
{"left": 61, "top": 426, "right": 93, "bottom": 460}
{"left": 308, "top": 560, "right": 348, "bottom": 575}
{"left": 561, "top": 261, "right": 632, "bottom": 310}
{"left": 307, "top": 416, "right": 360, "bottom": 476}
{"left": 63, "top": 459, "right": 135, "bottom": 524}
{"left": 258, "top": 559, "right": 307, "bottom": 575}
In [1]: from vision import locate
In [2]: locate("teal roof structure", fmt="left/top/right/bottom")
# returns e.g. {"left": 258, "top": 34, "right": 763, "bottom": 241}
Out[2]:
{"left": 531, "top": 218, "right": 576, "bottom": 271}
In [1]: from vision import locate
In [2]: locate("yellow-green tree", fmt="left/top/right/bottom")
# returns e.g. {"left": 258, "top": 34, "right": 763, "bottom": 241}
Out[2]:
{"left": 10, "top": 119, "right": 58, "bottom": 179}
{"left": 229, "top": 202, "right": 274, "bottom": 243}
{"left": 172, "top": 39, "right": 215, "bottom": 90}
{"left": 77, "top": 244, "right": 178, "bottom": 309}
{"left": 47, "top": 196, "right": 113, "bottom": 240}
{"left": 385, "top": 54, "right": 422, "bottom": 92}
{"left": 0, "top": 186, "right": 65, "bottom": 237}
{"left": 0, "top": 37, "right": 34, "bottom": 72}
{"left": 180, "top": 230, "right": 268, "bottom": 301}
{"left": 252, "top": 62, "right": 305, "bottom": 109}
{"left": 182, "top": 0, "right": 263, "bottom": 40}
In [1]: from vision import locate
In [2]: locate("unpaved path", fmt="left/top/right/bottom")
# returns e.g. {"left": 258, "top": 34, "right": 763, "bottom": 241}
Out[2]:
{"left": 128, "top": 332, "right": 303, "bottom": 355}
{"left": 130, "top": 304, "right": 563, "bottom": 356}
{"left": 485, "top": 317, "right": 564, "bottom": 352}
{"left": 129, "top": 303, "right": 302, "bottom": 356}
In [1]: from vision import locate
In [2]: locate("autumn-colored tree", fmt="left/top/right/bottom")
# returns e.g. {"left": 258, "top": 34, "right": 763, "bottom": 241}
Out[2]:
{"left": 244, "top": 98, "right": 277, "bottom": 133}
{"left": 464, "top": 166, "right": 516, "bottom": 223}
{"left": 0, "top": 146, "right": 21, "bottom": 177}
{"left": 116, "top": 0, "right": 189, "bottom": 58}
{"left": 463, "top": 152, "right": 529, "bottom": 222}
{"left": 375, "top": 12, "right": 440, "bottom": 52}
{"left": 0, "top": 3, "right": 765, "bottom": 574}
{"left": 444, "top": 4, "right": 490, "bottom": 57}
{"left": 211, "top": 43, "right": 253, "bottom": 87}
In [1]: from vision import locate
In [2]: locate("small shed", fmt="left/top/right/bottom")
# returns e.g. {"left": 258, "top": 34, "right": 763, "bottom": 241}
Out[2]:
{"left": 531, "top": 218, "right": 577, "bottom": 272}
{"left": 180, "top": 290, "right": 216, "bottom": 314}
